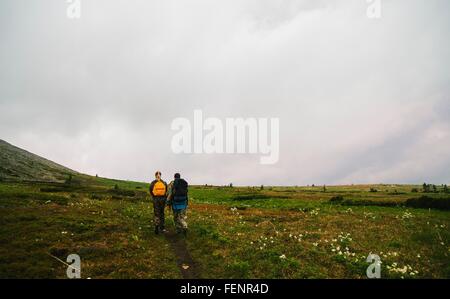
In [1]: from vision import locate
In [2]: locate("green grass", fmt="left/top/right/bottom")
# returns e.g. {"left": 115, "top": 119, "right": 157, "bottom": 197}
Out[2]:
{"left": 0, "top": 177, "right": 449, "bottom": 278}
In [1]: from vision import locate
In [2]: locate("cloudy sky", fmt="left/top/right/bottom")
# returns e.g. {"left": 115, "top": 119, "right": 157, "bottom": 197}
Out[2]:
{"left": 0, "top": 0, "right": 449, "bottom": 185}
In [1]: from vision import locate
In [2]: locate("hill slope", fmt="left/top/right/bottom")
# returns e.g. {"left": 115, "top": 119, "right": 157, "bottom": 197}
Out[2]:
{"left": 0, "top": 139, "right": 77, "bottom": 183}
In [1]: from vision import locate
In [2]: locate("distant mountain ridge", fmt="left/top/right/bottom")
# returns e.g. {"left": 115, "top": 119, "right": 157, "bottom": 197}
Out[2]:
{"left": 0, "top": 139, "right": 77, "bottom": 183}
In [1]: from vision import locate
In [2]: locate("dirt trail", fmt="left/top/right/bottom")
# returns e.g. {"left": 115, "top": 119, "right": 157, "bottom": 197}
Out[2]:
{"left": 164, "top": 231, "right": 201, "bottom": 279}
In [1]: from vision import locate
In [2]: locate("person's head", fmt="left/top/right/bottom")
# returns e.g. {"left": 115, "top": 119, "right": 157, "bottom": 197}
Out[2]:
{"left": 155, "top": 171, "right": 161, "bottom": 180}
{"left": 174, "top": 173, "right": 181, "bottom": 179}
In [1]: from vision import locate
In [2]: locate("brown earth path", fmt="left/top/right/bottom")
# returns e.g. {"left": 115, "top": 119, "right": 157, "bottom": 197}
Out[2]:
{"left": 164, "top": 230, "right": 201, "bottom": 279}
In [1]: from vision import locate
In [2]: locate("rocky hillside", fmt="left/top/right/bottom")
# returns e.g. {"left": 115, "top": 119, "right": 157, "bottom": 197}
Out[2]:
{"left": 0, "top": 139, "right": 77, "bottom": 183}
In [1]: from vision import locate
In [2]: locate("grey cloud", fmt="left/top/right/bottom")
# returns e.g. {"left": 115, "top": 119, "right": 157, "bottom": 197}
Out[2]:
{"left": 0, "top": 0, "right": 449, "bottom": 185}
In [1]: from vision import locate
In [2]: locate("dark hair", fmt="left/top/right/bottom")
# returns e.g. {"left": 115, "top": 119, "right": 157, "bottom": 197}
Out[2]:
{"left": 174, "top": 173, "right": 181, "bottom": 179}
{"left": 155, "top": 171, "right": 161, "bottom": 177}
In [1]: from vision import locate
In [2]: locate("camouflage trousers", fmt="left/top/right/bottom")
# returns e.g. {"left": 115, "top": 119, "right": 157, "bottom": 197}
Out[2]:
{"left": 152, "top": 198, "right": 166, "bottom": 229}
{"left": 173, "top": 209, "right": 188, "bottom": 232}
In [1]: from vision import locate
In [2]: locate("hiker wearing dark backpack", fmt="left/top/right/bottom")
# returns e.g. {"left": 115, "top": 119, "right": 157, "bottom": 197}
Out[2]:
{"left": 149, "top": 171, "right": 168, "bottom": 234}
{"left": 167, "top": 173, "right": 189, "bottom": 235}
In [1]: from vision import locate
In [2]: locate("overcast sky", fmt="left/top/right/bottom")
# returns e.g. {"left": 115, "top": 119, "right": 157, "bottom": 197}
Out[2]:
{"left": 0, "top": 0, "right": 449, "bottom": 185}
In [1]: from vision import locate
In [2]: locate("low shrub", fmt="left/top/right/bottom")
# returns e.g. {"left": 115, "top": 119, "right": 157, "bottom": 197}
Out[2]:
{"left": 40, "top": 187, "right": 66, "bottom": 193}
{"left": 329, "top": 195, "right": 344, "bottom": 203}
{"left": 340, "top": 199, "right": 399, "bottom": 207}
{"left": 405, "top": 196, "right": 450, "bottom": 210}
{"left": 109, "top": 189, "right": 136, "bottom": 197}
{"left": 232, "top": 194, "right": 288, "bottom": 201}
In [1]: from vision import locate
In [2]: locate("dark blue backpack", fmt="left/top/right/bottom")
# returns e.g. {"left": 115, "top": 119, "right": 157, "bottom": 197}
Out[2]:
{"left": 172, "top": 178, "right": 188, "bottom": 210}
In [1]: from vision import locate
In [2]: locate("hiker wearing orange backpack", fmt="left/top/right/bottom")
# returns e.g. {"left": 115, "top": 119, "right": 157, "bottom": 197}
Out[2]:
{"left": 149, "top": 171, "right": 168, "bottom": 234}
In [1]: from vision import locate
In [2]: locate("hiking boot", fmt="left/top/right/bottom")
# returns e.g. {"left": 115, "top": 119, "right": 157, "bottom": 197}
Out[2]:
{"left": 154, "top": 226, "right": 159, "bottom": 235}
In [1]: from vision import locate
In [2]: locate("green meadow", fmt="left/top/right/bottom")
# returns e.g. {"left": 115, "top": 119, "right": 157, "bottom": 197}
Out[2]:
{"left": 0, "top": 176, "right": 448, "bottom": 279}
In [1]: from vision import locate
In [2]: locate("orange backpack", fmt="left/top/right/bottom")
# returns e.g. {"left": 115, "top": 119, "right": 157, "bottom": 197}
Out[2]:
{"left": 152, "top": 181, "right": 166, "bottom": 196}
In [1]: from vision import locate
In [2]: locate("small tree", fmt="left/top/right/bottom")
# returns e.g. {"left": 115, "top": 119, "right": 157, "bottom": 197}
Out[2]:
{"left": 65, "top": 174, "right": 73, "bottom": 185}
{"left": 323, "top": 185, "right": 327, "bottom": 192}
{"left": 260, "top": 185, "right": 264, "bottom": 190}
{"left": 432, "top": 185, "right": 437, "bottom": 193}
{"left": 114, "top": 184, "right": 119, "bottom": 190}
{"left": 229, "top": 183, "right": 233, "bottom": 188}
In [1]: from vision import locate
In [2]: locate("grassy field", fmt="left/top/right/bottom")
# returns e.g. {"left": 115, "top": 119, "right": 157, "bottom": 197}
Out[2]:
{"left": 0, "top": 176, "right": 449, "bottom": 279}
